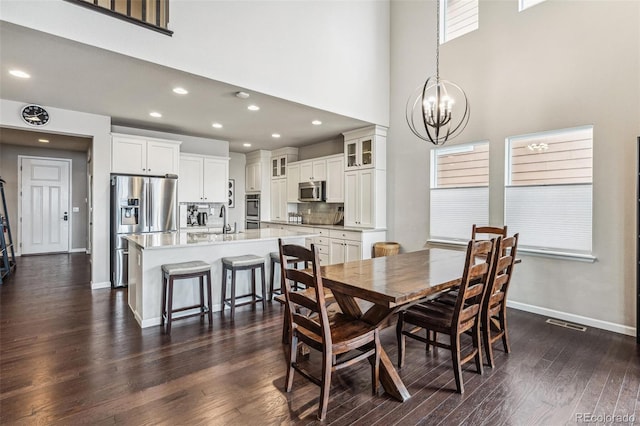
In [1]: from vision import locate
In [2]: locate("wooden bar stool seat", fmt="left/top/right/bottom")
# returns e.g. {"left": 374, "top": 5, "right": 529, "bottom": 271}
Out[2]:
{"left": 269, "top": 251, "right": 308, "bottom": 300}
{"left": 221, "top": 255, "right": 266, "bottom": 320}
{"left": 161, "top": 260, "right": 212, "bottom": 335}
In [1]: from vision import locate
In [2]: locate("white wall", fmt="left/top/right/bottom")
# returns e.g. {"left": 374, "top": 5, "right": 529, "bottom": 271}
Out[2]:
{"left": 0, "top": 0, "right": 390, "bottom": 126}
{"left": 0, "top": 99, "right": 112, "bottom": 288}
{"left": 111, "top": 125, "right": 228, "bottom": 157}
{"left": 388, "top": 0, "right": 640, "bottom": 334}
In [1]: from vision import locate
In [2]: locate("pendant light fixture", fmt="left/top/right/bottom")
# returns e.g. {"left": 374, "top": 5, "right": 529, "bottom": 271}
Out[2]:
{"left": 406, "top": 0, "right": 470, "bottom": 145}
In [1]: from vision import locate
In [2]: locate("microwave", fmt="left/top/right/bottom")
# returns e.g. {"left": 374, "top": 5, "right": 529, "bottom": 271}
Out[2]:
{"left": 299, "top": 181, "right": 326, "bottom": 202}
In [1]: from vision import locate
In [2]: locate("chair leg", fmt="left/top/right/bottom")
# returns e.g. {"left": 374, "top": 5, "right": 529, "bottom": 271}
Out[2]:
{"left": 500, "top": 309, "right": 511, "bottom": 354}
{"left": 269, "top": 258, "right": 275, "bottom": 300}
{"left": 372, "top": 330, "right": 380, "bottom": 395}
{"left": 318, "top": 348, "right": 333, "bottom": 421}
{"left": 166, "top": 277, "right": 174, "bottom": 335}
{"left": 396, "top": 312, "right": 405, "bottom": 368}
{"left": 450, "top": 334, "right": 464, "bottom": 393}
{"left": 221, "top": 265, "right": 227, "bottom": 313}
{"left": 251, "top": 268, "right": 256, "bottom": 310}
{"left": 282, "top": 307, "right": 290, "bottom": 345}
{"left": 199, "top": 275, "right": 205, "bottom": 324}
{"left": 206, "top": 271, "right": 213, "bottom": 324}
{"left": 160, "top": 273, "right": 167, "bottom": 328}
{"left": 285, "top": 332, "right": 298, "bottom": 392}
{"left": 472, "top": 323, "right": 483, "bottom": 375}
{"left": 230, "top": 269, "right": 236, "bottom": 321}
{"left": 484, "top": 319, "right": 495, "bottom": 369}
{"left": 260, "top": 264, "right": 267, "bottom": 310}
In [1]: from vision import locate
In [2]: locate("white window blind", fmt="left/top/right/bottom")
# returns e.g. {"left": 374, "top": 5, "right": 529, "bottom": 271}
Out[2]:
{"left": 505, "top": 126, "right": 593, "bottom": 254}
{"left": 431, "top": 187, "right": 489, "bottom": 241}
{"left": 519, "top": 0, "right": 547, "bottom": 12}
{"left": 505, "top": 184, "right": 592, "bottom": 253}
{"left": 441, "top": 0, "right": 479, "bottom": 44}
{"left": 430, "top": 141, "right": 489, "bottom": 241}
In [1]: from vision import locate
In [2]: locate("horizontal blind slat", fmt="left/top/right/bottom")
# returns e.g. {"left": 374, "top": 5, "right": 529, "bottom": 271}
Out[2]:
{"left": 431, "top": 187, "right": 489, "bottom": 240}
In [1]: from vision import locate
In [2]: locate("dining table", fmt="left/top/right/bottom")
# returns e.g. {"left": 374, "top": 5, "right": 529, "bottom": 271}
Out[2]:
{"left": 318, "top": 247, "right": 472, "bottom": 402}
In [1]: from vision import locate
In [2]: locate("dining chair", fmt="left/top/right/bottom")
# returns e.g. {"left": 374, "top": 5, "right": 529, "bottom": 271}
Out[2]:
{"left": 482, "top": 234, "right": 519, "bottom": 368}
{"left": 278, "top": 238, "right": 380, "bottom": 421}
{"left": 396, "top": 239, "right": 495, "bottom": 394}
{"left": 472, "top": 224, "right": 508, "bottom": 240}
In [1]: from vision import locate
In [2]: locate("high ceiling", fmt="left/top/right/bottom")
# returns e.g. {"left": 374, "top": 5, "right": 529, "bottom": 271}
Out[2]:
{"left": 0, "top": 22, "right": 370, "bottom": 153}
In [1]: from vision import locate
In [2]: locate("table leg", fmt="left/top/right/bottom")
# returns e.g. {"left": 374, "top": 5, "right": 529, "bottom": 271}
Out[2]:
{"left": 378, "top": 347, "right": 411, "bottom": 401}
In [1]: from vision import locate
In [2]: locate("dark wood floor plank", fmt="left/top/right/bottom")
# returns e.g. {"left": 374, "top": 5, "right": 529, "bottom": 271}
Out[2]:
{"left": 1, "top": 254, "right": 638, "bottom": 426}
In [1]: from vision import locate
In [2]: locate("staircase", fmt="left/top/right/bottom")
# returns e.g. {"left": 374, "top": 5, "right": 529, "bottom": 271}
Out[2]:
{"left": 0, "top": 179, "right": 16, "bottom": 284}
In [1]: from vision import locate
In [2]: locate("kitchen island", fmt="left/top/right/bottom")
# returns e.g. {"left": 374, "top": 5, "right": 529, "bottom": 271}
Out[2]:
{"left": 125, "top": 228, "right": 316, "bottom": 328}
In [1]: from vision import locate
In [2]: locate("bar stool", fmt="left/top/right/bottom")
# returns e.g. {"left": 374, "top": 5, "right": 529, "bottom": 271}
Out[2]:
{"left": 161, "top": 260, "right": 212, "bottom": 335}
{"left": 268, "top": 252, "right": 309, "bottom": 300}
{"left": 221, "top": 255, "right": 267, "bottom": 320}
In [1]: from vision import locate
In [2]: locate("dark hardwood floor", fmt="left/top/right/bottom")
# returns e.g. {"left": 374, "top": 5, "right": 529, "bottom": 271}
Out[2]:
{"left": 1, "top": 253, "right": 638, "bottom": 425}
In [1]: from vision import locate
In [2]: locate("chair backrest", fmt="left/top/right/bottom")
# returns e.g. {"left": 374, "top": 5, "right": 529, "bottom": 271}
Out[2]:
{"left": 453, "top": 239, "right": 495, "bottom": 333}
{"left": 471, "top": 224, "right": 508, "bottom": 240}
{"left": 483, "top": 234, "right": 519, "bottom": 319}
{"left": 278, "top": 239, "right": 331, "bottom": 346}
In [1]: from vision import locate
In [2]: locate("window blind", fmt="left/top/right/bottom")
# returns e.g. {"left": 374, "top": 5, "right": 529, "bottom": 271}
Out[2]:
{"left": 442, "top": 0, "right": 479, "bottom": 43}
{"left": 505, "top": 184, "right": 592, "bottom": 253}
{"left": 430, "top": 187, "right": 489, "bottom": 240}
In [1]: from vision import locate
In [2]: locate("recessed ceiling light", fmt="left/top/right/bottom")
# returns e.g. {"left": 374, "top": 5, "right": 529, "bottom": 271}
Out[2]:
{"left": 312, "top": 120, "right": 322, "bottom": 125}
{"left": 272, "top": 133, "right": 281, "bottom": 138}
{"left": 149, "top": 112, "right": 162, "bottom": 118}
{"left": 243, "top": 143, "right": 252, "bottom": 147}
{"left": 247, "top": 105, "right": 260, "bottom": 111}
{"left": 212, "top": 123, "right": 223, "bottom": 129}
{"left": 9, "top": 69, "right": 30, "bottom": 79}
{"left": 38, "top": 139, "right": 49, "bottom": 143}
{"left": 235, "top": 91, "right": 250, "bottom": 99}
{"left": 172, "top": 87, "right": 188, "bottom": 95}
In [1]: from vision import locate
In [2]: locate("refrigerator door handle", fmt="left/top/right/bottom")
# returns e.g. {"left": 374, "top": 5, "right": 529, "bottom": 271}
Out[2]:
{"left": 147, "top": 180, "right": 153, "bottom": 232}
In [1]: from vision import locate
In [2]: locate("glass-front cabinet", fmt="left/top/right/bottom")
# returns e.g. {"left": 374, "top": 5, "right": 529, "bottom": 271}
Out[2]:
{"left": 272, "top": 156, "right": 287, "bottom": 178}
{"left": 345, "top": 137, "right": 374, "bottom": 170}
{"left": 343, "top": 125, "right": 387, "bottom": 171}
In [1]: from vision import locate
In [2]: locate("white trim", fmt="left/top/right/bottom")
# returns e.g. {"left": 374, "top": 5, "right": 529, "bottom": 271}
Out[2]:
{"left": 91, "top": 280, "right": 111, "bottom": 290}
{"left": 69, "top": 248, "right": 87, "bottom": 253}
{"left": 507, "top": 300, "right": 636, "bottom": 337}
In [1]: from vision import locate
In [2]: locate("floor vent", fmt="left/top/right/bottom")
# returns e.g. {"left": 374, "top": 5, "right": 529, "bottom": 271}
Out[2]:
{"left": 546, "top": 318, "right": 587, "bottom": 332}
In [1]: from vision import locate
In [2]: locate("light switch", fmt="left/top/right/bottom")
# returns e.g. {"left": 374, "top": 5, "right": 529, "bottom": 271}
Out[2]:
{"left": 72, "top": 207, "right": 80, "bottom": 213}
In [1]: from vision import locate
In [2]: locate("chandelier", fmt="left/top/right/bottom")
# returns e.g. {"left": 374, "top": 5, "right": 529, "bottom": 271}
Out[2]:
{"left": 406, "top": 0, "right": 470, "bottom": 146}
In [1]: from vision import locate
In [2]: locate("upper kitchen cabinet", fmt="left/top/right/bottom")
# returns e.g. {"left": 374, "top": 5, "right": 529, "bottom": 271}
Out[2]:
{"left": 298, "top": 159, "right": 327, "bottom": 182}
{"left": 178, "top": 154, "right": 228, "bottom": 203}
{"left": 325, "top": 155, "right": 344, "bottom": 203}
{"left": 286, "top": 163, "right": 300, "bottom": 203}
{"left": 342, "top": 125, "right": 387, "bottom": 171}
{"left": 111, "top": 133, "right": 181, "bottom": 176}
{"left": 245, "top": 162, "right": 262, "bottom": 192}
{"left": 344, "top": 168, "right": 386, "bottom": 228}
{"left": 270, "top": 147, "right": 298, "bottom": 179}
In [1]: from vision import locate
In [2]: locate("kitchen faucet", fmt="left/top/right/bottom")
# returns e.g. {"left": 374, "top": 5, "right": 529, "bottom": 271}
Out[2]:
{"left": 219, "top": 204, "right": 229, "bottom": 234}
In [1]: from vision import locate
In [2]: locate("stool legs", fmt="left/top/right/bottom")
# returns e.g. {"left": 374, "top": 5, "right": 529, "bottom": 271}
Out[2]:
{"left": 166, "top": 276, "right": 175, "bottom": 335}
{"left": 222, "top": 263, "right": 267, "bottom": 321}
{"left": 162, "top": 270, "right": 212, "bottom": 335}
{"left": 260, "top": 264, "right": 267, "bottom": 310}
{"left": 230, "top": 268, "right": 237, "bottom": 320}
{"left": 161, "top": 273, "right": 168, "bottom": 328}
{"left": 269, "top": 258, "right": 276, "bottom": 300}
{"left": 206, "top": 271, "right": 213, "bottom": 324}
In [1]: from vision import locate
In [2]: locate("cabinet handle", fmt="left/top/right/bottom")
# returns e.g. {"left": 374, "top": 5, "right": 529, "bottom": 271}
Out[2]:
{"left": 142, "top": 168, "right": 146, "bottom": 171}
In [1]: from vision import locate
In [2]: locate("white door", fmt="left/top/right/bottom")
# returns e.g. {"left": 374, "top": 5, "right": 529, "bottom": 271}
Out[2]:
{"left": 21, "top": 157, "right": 71, "bottom": 254}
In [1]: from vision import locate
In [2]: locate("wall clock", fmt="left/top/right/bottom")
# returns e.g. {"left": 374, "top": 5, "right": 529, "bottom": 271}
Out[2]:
{"left": 21, "top": 104, "right": 50, "bottom": 126}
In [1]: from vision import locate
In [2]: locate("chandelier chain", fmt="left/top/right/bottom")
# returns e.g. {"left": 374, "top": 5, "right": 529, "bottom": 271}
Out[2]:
{"left": 436, "top": 0, "right": 440, "bottom": 81}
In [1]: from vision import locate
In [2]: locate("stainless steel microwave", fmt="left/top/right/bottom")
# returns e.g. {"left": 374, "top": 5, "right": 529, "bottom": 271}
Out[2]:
{"left": 299, "top": 181, "right": 326, "bottom": 202}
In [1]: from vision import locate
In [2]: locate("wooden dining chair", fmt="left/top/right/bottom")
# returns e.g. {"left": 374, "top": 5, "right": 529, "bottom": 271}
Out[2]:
{"left": 472, "top": 224, "right": 508, "bottom": 240}
{"left": 278, "top": 238, "right": 380, "bottom": 421}
{"left": 482, "top": 234, "right": 519, "bottom": 368}
{"left": 396, "top": 239, "right": 495, "bottom": 394}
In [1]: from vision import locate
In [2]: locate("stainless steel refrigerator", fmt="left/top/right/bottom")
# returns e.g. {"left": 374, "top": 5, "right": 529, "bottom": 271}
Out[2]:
{"left": 110, "top": 174, "right": 177, "bottom": 288}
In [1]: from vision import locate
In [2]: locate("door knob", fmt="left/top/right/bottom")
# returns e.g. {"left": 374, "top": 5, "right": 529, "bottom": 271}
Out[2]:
{"left": 63, "top": 212, "right": 68, "bottom": 221}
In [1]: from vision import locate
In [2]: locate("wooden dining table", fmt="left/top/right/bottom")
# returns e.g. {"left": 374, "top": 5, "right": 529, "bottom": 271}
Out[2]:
{"left": 318, "top": 248, "right": 471, "bottom": 402}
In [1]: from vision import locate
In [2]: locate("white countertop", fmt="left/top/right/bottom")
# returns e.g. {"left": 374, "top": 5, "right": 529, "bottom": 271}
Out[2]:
{"left": 261, "top": 221, "right": 386, "bottom": 233}
{"left": 124, "top": 228, "right": 318, "bottom": 250}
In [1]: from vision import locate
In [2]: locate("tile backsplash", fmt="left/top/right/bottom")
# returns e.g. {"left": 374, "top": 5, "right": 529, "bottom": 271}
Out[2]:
{"left": 296, "top": 202, "right": 344, "bottom": 225}
{"left": 180, "top": 202, "right": 225, "bottom": 228}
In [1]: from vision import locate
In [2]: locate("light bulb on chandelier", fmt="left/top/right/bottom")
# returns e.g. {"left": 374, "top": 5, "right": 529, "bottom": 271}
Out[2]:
{"left": 406, "top": 1, "right": 470, "bottom": 146}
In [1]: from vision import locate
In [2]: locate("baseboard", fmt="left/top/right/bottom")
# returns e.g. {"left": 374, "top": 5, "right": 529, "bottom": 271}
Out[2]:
{"left": 91, "top": 281, "right": 111, "bottom": 290}
{"left": 507, "top": 300, "right": 636, "bottom": 337}
{"left": 138, "top": 304, "right": 224, "bottom": 329}
{"left": 69, "top": 248, "right": 87, "bottom": 253}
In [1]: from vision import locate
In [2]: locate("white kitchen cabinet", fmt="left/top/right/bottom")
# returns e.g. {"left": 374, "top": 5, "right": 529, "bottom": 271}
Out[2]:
{"left": 342, "top": 125, "right": 387, "bottom": 171}
{"left": 326, "top": 155, "right": 344, "bottom": 203}
{"left": 270, "top": 178, "right": 287, "bottom": 221}
{"left": 112, "top": 133, "right": 180, "bottom": 175}
{"left": 329, "top": 239, "right": 361, "bottom": 264}
{"left": 245, "top": 162, "right": 262, "bottom": 192}
{"left": 178, "top": 154, "right": 228, "bottom": 203}
{"left": 287, "top": 163, "right": 300, "bottom": 203}
{"left": 299, "top": 159, "right": 327, "bottom": 182}
{"left": 345, "top": 169, "right": 384, "bottom": 228}
{"left": 270, "top": 147, "right": 298, "bottom": 179}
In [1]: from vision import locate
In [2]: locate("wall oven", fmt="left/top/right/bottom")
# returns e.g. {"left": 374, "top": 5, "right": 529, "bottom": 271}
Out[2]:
{"left": 245, "top": 194, "right": 260, "bottom": 229}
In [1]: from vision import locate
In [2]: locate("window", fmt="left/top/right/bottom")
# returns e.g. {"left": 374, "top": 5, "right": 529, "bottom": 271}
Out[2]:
{"left": 519, "top": 0, "right": 547, "bottom": 12}
{"left": 440, "top": 0, "right": 479, "bottom": 44}
{"left": 430, "top": 141, "right": 489, "bottom": 241}
{"left": 505, "top": 126, "right": 593, "bottom": 255}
